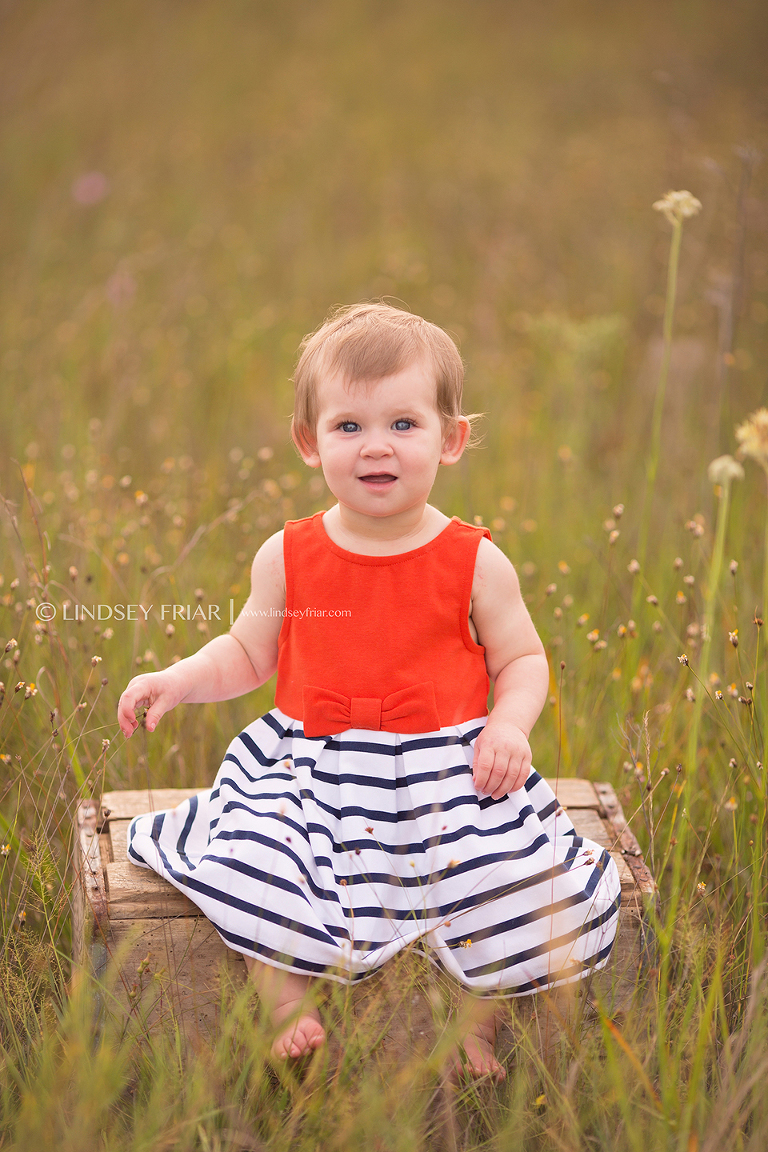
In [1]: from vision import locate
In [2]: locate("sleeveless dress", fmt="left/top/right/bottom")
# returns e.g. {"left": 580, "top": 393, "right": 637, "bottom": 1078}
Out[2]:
{"left": 127, "top": 513, "right": 621, "bottom": 996}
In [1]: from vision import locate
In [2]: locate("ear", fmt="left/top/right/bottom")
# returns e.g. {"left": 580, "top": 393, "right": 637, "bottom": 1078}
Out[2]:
{"left": 291, "top": 420, "right": 321, "bottom": 468}
{"left": 440, "top": 416, "right": 471, "bottom": 465}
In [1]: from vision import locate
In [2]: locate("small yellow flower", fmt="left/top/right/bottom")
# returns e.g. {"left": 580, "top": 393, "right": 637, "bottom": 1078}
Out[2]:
{"left": 724, "top": 797, "right": 738, "bottom": 811}
{"left": 653, "top": 190, "right": 702, "bottom": 225}
{"left": 1, "top": 844, "right": 10, "bottom": 856}
{"left": 735, "top": 408, "right": 768, "bottom": 468}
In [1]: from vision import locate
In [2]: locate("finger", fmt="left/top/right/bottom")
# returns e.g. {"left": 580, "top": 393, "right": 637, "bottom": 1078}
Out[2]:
{"left": 489, "top": 755, "right": 514, "bottom": 799}
{"left": 117, "top": 695, "right": 142, "bottom": 738}
{"left": 143, "top": 698, "right": 168, "bottom": 733}
{"left": 472, "top": 742, "right": 496, "bottom": 792}
{"left": 118, "top": 681, "right": 156, "bottom": 737}
{"left": 504, "top": 749, "right": 532, "bottom": 795}
{"left": 492, "top": 775, "right": 516, "bottom": 799}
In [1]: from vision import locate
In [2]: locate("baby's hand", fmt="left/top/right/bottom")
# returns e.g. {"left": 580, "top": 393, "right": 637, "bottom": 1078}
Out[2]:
{"left": 117, "top": 670, "right": 185, "bottom": 739}
{"left": 472, "top": 718, "right": 532, "bottom": 798}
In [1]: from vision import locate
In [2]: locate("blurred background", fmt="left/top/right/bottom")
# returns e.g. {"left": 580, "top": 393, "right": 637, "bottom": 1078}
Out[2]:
{"left": 2, "top": 9, "right": 768, "bottom": 1136}
{"left": 1, "top": 0, "right": 767, "bottom": 718}
{"left": 2, "top": 0, "right": 766, "bottom": 496}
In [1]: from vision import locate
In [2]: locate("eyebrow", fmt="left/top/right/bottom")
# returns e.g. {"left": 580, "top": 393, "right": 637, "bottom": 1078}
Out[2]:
{"left": 323, "top": 406, "right": 425, "bottom": 424}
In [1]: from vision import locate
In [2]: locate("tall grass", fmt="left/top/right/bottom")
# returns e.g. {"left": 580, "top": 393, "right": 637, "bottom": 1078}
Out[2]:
{"left": 2, "top": 0, "right": 768, "bottom": 1147}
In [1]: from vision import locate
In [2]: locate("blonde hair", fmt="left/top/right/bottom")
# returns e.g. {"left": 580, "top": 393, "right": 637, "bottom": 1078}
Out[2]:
{"left": 292, "top": 302, "right": 477, "bottom": 447}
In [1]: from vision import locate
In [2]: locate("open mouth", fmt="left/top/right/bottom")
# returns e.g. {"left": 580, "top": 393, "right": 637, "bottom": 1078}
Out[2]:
{"left": 359, "top": 473, "right": 396, "bottom": 484}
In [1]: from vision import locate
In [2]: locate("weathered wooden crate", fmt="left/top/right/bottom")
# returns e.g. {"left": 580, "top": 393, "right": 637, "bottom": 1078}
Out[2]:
{"left": 71, "top": 780, "right": 656, "bottom": 1048}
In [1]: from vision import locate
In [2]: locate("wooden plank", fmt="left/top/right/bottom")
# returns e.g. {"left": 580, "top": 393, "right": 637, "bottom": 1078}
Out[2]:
{"left": 106, "top": 861, "right": 200, "bottom": 919}
{"left": 100, "top": 788, "right": 204, "bottom": 822}
{"left": 74, "top": 800, "right": 108, "bottom": 931}
{"left": 569, "top": 809, "right": 614, "bottom": 849}
{"left": 107, "top": 916, "right": 246, "bottom": 1037}
{"left": 109, "top": 820, "right": 130, "bottom": 861}
{"left": 542, "top": 778, "right": 600, "bottom": 809}
{"left": 99, "top": 832, "right": 113, "bottom": 864}
{"left": 593, "top": 782, "right": 658, "bottom": 897}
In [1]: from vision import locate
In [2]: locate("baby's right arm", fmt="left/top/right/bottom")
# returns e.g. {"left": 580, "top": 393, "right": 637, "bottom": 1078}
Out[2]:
{"left": 117, "top": 531, "right": 285, "bottom": 738}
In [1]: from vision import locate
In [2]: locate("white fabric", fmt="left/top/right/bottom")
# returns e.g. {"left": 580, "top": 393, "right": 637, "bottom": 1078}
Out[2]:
{"left": 128, "top": 709, "right": 621, "bottom": 996}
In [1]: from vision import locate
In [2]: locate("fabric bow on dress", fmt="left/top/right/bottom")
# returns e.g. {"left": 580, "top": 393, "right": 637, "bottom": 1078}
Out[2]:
{"left": 301, "top": 681, "right": 441, "bottom": 737}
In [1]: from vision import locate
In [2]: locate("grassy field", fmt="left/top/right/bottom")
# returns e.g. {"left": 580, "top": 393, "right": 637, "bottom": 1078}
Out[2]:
{"left": 2, "top": 0, "right": 768, "bottom": 1147}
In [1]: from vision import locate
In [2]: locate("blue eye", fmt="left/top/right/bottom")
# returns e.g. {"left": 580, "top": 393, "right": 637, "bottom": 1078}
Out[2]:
{"left": 393, "top": 419, "right": 413, "bottom": 431}
{"left": 339, "top": 421, "right": 360, "bottom": 433}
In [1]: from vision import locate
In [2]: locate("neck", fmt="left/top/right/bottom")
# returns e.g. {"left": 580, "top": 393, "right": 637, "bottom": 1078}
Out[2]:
{"left": 324, "top": 503, "right": 448, "bottom": 553}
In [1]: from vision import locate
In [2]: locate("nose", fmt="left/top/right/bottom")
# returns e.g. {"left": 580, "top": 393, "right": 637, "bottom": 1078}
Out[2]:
{"left": 359, "top": 431, "right": 394, "bottom": 459}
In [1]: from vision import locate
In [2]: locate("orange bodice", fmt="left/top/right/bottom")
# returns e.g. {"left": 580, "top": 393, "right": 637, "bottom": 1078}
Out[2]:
{"left": 275, "top": 512, "right": 491, "bottom": 736}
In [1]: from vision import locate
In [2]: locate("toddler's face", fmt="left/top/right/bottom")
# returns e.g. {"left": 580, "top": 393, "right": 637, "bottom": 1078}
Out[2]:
{"left": 297, "top": 359, "right": 467, "bottom": 521}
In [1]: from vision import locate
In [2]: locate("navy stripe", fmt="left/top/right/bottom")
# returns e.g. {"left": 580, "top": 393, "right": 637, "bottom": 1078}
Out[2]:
{"left": 463, "top": 892, "right": 622, "bottom": 977}
{"left": 467, "top": 936, "right": 619, "bottom": 996}
{"left": 147, "top": 839, "right": 346, "bottom": 948}
{"left": 442, "top": 887, "right": 603, "bottom": 947}
{"left": 233, "top": 730, "right": 285, "bottom": 768}
{"left": 308, "top": 760, "right": 471, "bottom": 791}
{"left": 175, "top": 794, "right": 198, "bottom": 862}
{"left": 203, "top": 804, "right": 547, "bottom": 858}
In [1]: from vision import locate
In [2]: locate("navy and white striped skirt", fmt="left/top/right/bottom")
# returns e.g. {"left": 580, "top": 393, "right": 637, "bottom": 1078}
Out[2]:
{"left": 127, "top": 709, "right": 621, "bottom": 996}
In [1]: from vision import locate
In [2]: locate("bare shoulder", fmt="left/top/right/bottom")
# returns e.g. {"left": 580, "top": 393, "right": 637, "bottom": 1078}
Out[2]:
{"left": 470, "top": 537, "right": 543, "bottom": 675}
{"left": 472, "top": 536, "right": 521, "bottom": 596}
{"left": 250, "top": 530, "right": 285, "bottom": 594}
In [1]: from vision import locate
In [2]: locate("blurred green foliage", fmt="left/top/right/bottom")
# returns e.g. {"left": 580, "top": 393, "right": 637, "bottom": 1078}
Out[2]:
{"left": 1, "top": 2, "right": 768, "bottom": 1146}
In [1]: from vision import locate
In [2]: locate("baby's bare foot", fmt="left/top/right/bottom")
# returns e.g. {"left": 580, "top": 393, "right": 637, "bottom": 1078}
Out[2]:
{"left": 448, "top": 1016, "right": 506, "bottom": 1084}
{"left": 271, "top": 1002, "right": 326, "bottom": 1061}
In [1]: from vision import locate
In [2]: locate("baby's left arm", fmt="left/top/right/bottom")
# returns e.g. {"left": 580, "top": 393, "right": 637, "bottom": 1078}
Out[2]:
{"left": 470, "top": 538, "right": 549, "bottom": 797}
